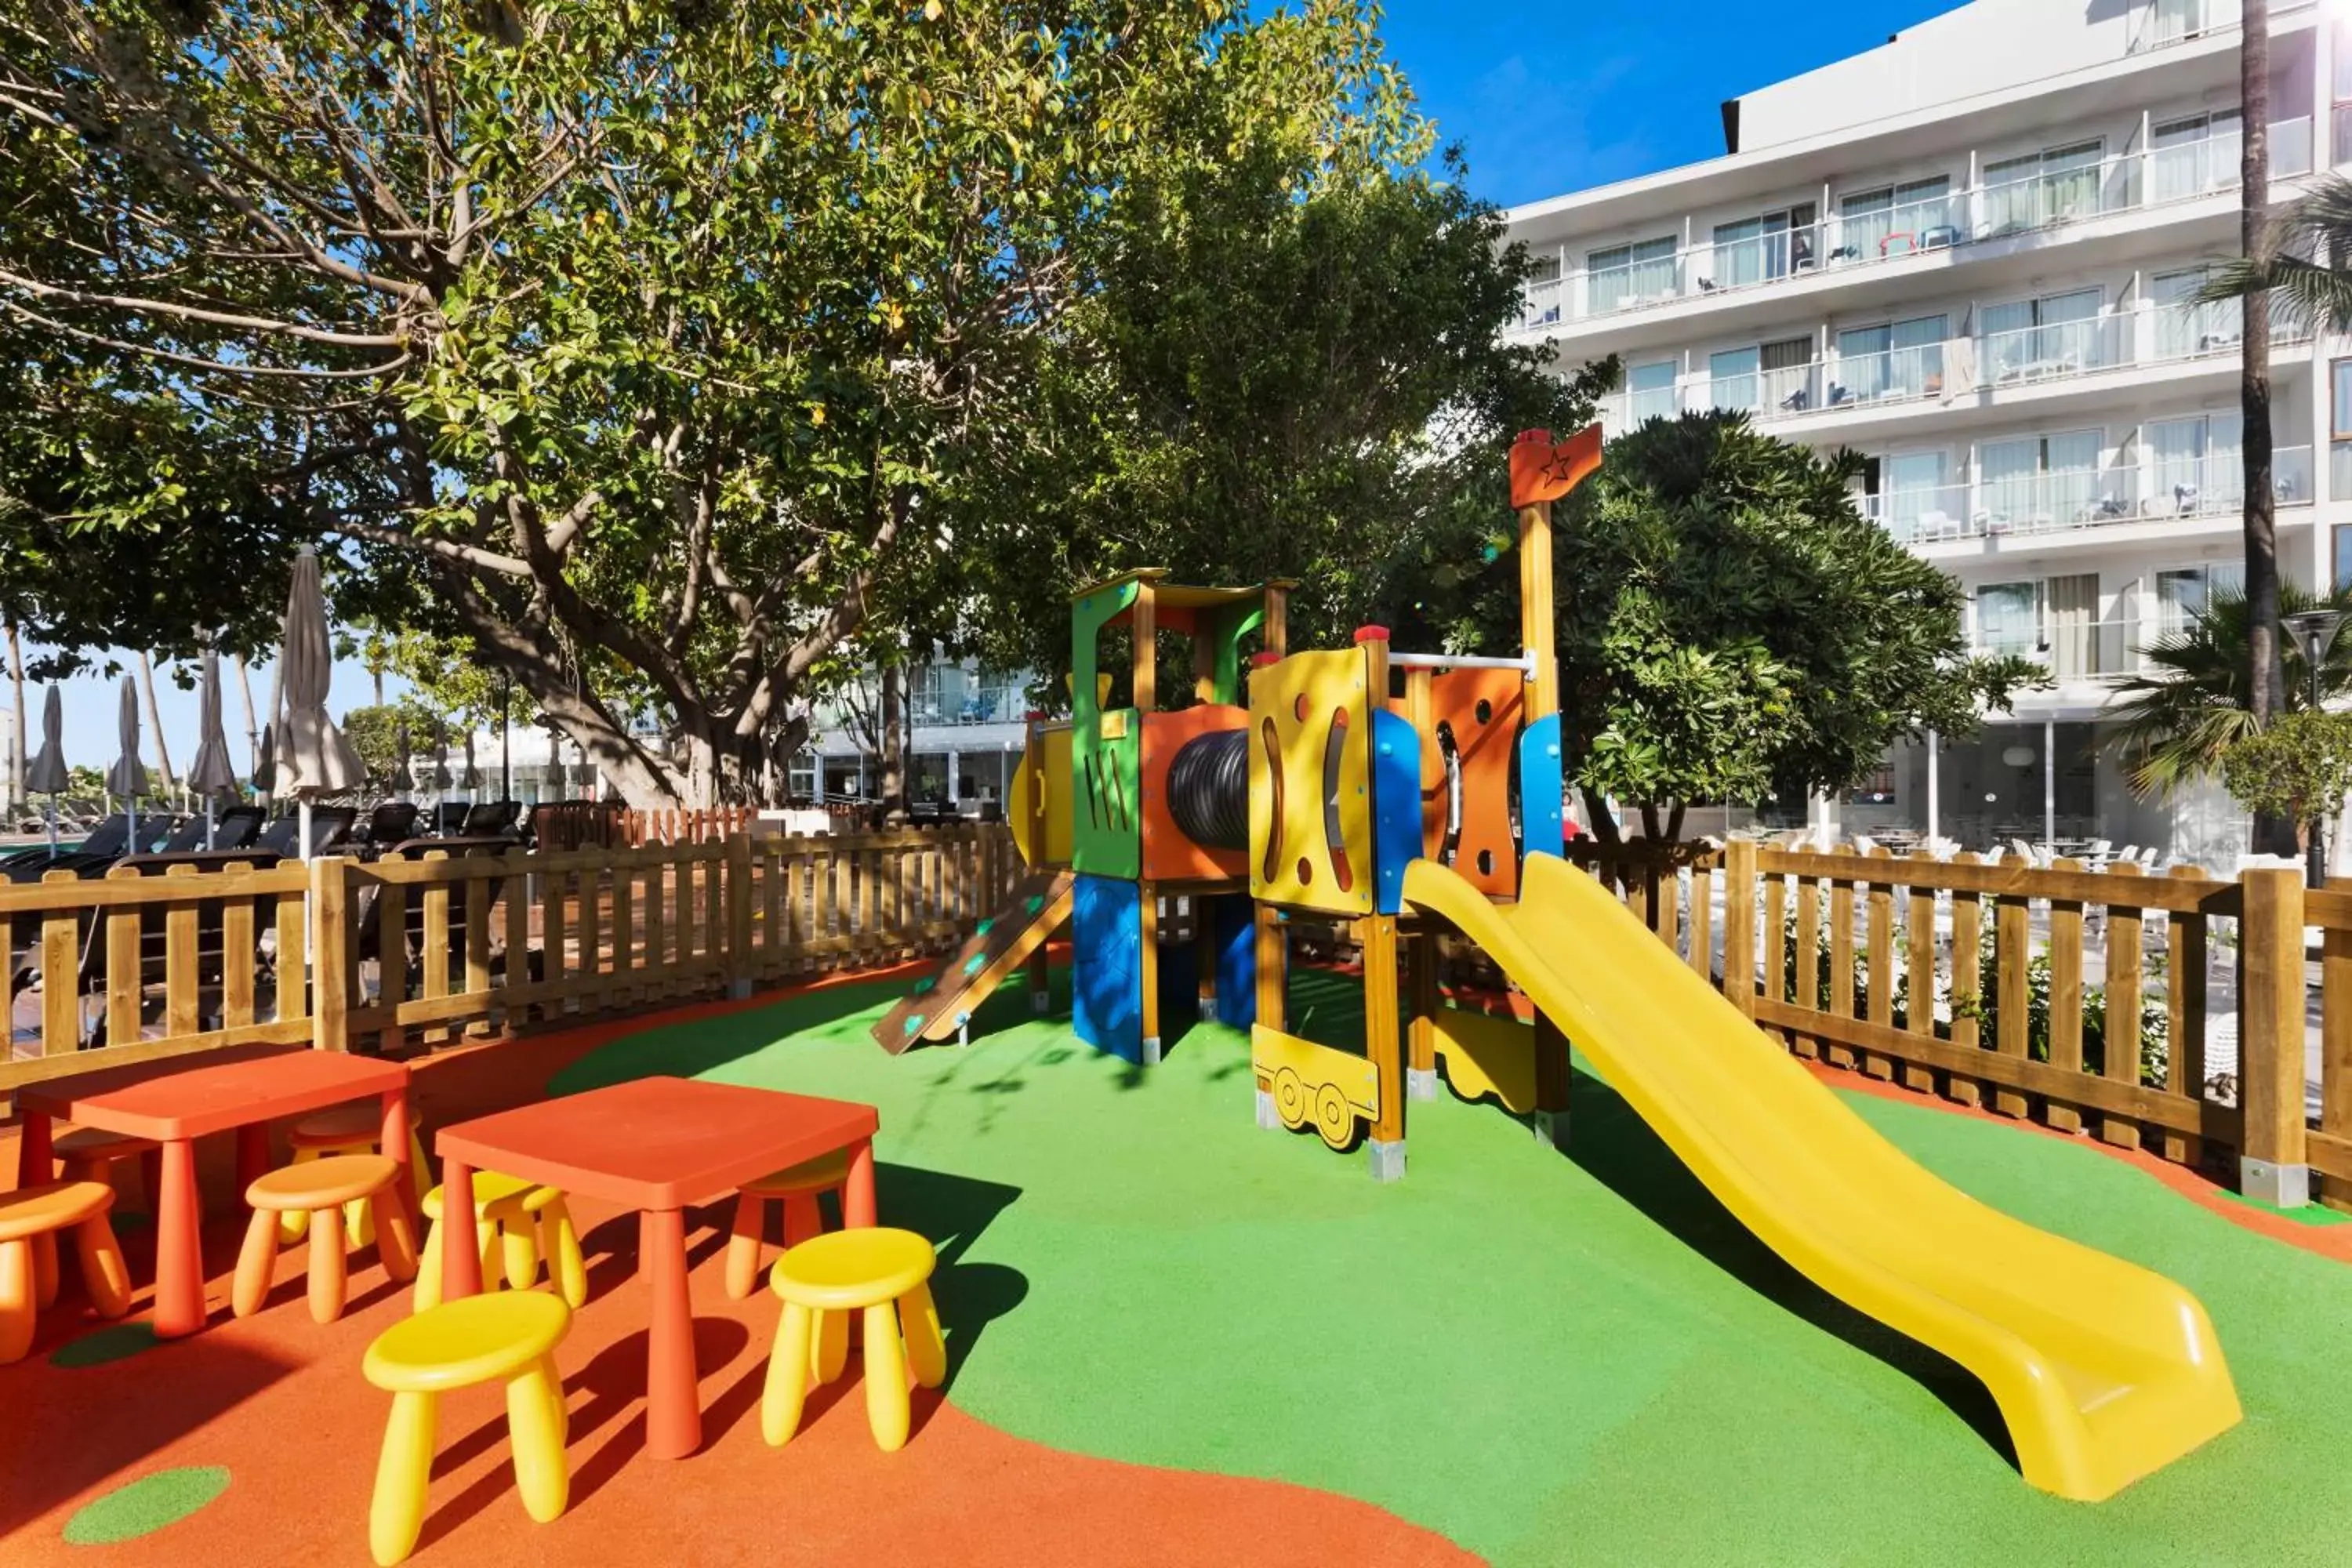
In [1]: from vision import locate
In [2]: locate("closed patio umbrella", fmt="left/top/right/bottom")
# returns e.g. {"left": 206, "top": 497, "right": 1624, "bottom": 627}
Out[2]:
{"left": 24, "top": 684, "right": 67, "bottom": 856}
{"left": 187, "top": 650, "right": 241, "bottom": 848}
{"left": 104, "top": 675, "right": 147, "bottom": 852}
{"left": 276, "top": 546, "right": 362, "bottom": 856}
{"left": 253, "top": 720, "right": 275, "bottom": 803}
{"left": 460, "top": 728, "right": 480, "bottom": 792}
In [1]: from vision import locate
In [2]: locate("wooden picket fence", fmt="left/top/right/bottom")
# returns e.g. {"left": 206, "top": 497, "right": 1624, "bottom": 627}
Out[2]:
{"left": 1570, "top": 837, "right": 2350, "bottom": 1207}
{"left": 2, "top": 822, "right": 1018, "bottom": 1090}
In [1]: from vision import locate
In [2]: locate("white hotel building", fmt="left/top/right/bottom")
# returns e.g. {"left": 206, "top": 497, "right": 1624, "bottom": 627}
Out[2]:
{"left": 1504, "top": 0, "right": 2343, "bottom": 863}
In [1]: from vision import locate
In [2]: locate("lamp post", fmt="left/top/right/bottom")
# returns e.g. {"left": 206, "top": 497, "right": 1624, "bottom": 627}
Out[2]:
{"left": 2281, "top": 608, "right": 2347, "bottom": 887}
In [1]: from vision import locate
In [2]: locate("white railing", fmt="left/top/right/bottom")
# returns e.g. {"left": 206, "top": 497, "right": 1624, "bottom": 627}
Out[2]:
{"left": 1860, "top": 445, "right": 2314, "bottom": 546}
{"left": 1707, "top": 361, "right": 1820, "bottom": 420}
{"left": 2129, "top": 0, "right": 2316, "bottom": 56}
{"left": 1980, "top": 314, "right": 2132, "bottom": 386}
{"left": 1580, "top": 252, "right": 1682, "bottom": 317}
{"left": 1860, "top": 485, "right": 1976, "bottom": 543}
{"left": 1512, "top": 116, "right": 2314, "bottom": 335}
{"left": 1976, "top": 618, "right": 2147, "bottom": 681}
{"left": 1520, "top": 272, "right": 1563, "bottom": 331}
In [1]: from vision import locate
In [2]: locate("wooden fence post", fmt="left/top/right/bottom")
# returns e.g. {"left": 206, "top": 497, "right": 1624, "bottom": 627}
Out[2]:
{"left": 1721, "top": 838, "right": 1756, "bottom": 1016}
{"left": 310, "top": 855, "right": 353, "bottom": 1053}
{"left": 726, "top": 832, "right": 755, "bottom": 999}
{"left": 2240, "top": 866, "right": 2310, "bottom": 1207}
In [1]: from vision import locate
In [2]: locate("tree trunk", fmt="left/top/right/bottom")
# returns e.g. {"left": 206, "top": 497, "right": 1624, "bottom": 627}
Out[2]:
{"left": 2242, "top": 5, "right": 2299, "bottom": 856}
{"left": 1665, "top": 800, "right": 1687, "bottom": 842}
{"left": 1579, "top": 785, "right": 1621, "bottom": 848}
{"left": 4, "top": 622, "right": 24, "bottom": 816}
{"left": 880, "top": 663, "right": 906, "bottom": 827}
{"left": 1640, "top": 801, "right": 1664, "bottom": 840}
{"left": 136, "top": 652, "right": 177, "bottom": 809}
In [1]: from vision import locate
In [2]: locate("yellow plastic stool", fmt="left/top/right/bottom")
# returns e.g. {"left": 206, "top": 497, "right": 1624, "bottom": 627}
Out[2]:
{"left": 236, "top": 1155, "right": 419, "bottom": 1323}
{"left": 762, "top": 1228, "right": 945, "bottom": 1454}
{"left": 281, "top": 1102, "right": 430, "bottom": 1247}
{"left": 362, "top": 1290, "right": 572, "bottom": 1566}
{"left": 724, "top": 1147, "right": 851, "bottom": 1300}
{"left": 0, "top": 1180, "right": 132, "bottom": 1363}
{"left": 54, "top": 1127, "right": 160, "bottom": 1215}
{"left": 415, "top": 1174, "right": 585, "bottom": 1312}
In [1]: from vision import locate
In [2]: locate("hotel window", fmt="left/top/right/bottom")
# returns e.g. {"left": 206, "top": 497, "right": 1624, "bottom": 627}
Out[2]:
{"left": 2147, "top": 414, "right": 2241, "bottom": 517}
{"left": 2154, "top": 566, "right": 2239, "bottom": 638}
{"left": 1708, "top": 202, "right": 1817, "bottom": 287}
{"left": 1835, "top": 177, "right": 1954, "bottom": 259}
{"left": 2151, "top": 267, "right": 2238, "bottom": 358}
{"left": 1708, "top": 338, "right": 1811, "bottom": 413}
{"left": 1976, "top": 583, "right": 2041, "bottom": 657}
{"left": 1626, "top": 359, "right": 1678, "bottom": 424}
{"left": 1980, "top": 140, "right": 2103, "bottom": 235}
{"left": 2149, "top": 111, "right": 2241, "bottom": 203}
{"left": 1977, "top": 430, "right": 2104, "bottom": 529}
{"left": 1523, "top": 251, "right": 1563, "bottom": 327}
{"left": 1585, "top": 236, "right": 1676, "bottom": 314}
{"left": 1980, "top": 289, "right": 2103, "bottom": 381}
{"left": 1834, "top": 314, "right": 1947, "bottom": 403}
{"left": 2332, "top": 361, "right": 2352, "bottom": 502}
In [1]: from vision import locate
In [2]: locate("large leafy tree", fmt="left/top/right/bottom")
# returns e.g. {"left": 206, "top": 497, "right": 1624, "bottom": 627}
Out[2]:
{"left": 0, "top": 0, "right": 1415, "bottom": 804}
{"left": 959, "top": 76, "right": 1604, "bottom": 684}
{"left": 1387, "top": 411, "right": 2038, "bottom": 844}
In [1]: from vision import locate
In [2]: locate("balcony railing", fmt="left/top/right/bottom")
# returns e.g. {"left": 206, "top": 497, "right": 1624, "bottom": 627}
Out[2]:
{"left": 1976, "top": 618, "right": 2147, "bottom": 682}
{"left": 1859, "top": 445, "right": 2314, "bottom": 545}
{"left": 1517, "top": 117, "right": 2314, "bottom": 332}
{"left": 1601, "top": 305, "right": 2310, "bottom": 435}
{"left": 1980, "top": 314, "right": 2132, "bottom": 387}
{"left": 2128, "top": 0, "right": 2315, "bottom": 56}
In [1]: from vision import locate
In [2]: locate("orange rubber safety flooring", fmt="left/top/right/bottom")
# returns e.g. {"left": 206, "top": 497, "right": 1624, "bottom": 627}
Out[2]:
{"left": 0, "top": 974, "right": 1472, "bottom": 1567}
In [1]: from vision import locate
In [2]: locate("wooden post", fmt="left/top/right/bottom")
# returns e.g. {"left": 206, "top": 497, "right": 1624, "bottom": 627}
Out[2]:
{"left": 310, "top": 855, "right": 352, "bottom": 1053}
{"left": 1406, "top": 930, "right": 1439, "bottom": 1098}
{"left": 2240, "top": 866, "right": 2310, "bottom": 1206}
{"left": 2047, "top": 859, "right": 2086, "bottom": 1134}
{"left": 1138, "top": 879, "right": 1161, "bottom": 1064}
{"left": 1721, "top": 839, "right": 1757, "bottom": 1016}
{"left": 2100, "top": 862, "right": 2147, "bottom": 1151}
{"left": 1261, "top": 586, "right": 1288, "bottom": 662}
{"left": 2165, "top": 864, "right": 2210, "bottom": 1165}
{"left": 726, "top": 832, "right": 754, "bottom": 999}
{"left": 1363, "top": 913, "right": 1406, "bottom": 1180}
{"left": 1992, "top": 863, "right": 2031, "bottom": 1118}
{"left": 1519, "top": 499, "right": 1558, "bottom": 723}
{"left": 1131, "top": 581, "right": 1157, "bottom": 716}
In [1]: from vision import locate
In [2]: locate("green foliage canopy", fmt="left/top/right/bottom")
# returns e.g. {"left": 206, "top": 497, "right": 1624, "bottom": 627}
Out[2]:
{"left": 1389, "top": 411, "right": 2037, "bottom": 839}
{"left": 2220, "top": 709, "right": 2352, "bottom": 829}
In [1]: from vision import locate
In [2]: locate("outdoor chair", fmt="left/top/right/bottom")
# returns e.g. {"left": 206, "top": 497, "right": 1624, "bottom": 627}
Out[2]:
{"left": 253, "top": 806, "right": 359, "bottom": 858}
{"left": 352, "top": 836, "right": 518, "bottom": 993}
{"left": 459, "top": 800, "right": 524, "bottom": 839}
{"left": 1, "top": 812, "right": 132, "bottom": 875}
{"left": 354, "top": 801, "right": 423, "bottom": 855}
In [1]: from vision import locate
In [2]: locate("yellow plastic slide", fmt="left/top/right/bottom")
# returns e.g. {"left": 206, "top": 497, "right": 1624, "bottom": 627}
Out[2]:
{"left": 1400, "top": 854, "right": 2241, "bottom": 1502}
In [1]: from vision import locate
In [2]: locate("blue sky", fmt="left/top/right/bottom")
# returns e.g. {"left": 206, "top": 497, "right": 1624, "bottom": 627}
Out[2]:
{"left": 9, "top": 1, "right": 1962, "bottom": 787}
{"left": 1381, "top": 0, "right": 1962, "bottom": 209}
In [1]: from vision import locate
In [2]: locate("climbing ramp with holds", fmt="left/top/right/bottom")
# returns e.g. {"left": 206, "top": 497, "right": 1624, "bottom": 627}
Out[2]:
{"left": 869, "top": 869, "right": 1076, "bottom": 1053}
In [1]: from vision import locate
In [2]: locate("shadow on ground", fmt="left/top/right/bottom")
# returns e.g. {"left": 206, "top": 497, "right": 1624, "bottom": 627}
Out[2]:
{"left": 1561, "top": 1061, "right": 2018, "bottom": 1472}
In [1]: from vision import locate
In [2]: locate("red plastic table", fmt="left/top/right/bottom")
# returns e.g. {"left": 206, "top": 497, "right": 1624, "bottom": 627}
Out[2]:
{"left": 434, "top": 1075, "right": 879, "bottom": 1459}
{"left": 16, "top": 1043, "right": 413, "bottom": 1338}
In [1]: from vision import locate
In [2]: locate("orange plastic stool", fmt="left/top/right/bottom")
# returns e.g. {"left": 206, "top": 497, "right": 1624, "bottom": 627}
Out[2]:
{"left": 281, "top": 1101, "right": 429, "bottom": 1245}
{"left": 725, "top": 1148, "right": 851, "bottom": 1300}
{"left": 0, "top": 1180, "right": 132, "bottom": 1362}
{"left": 53, "top": 1127, "right": 162, "bottom": 1216}
{"left": 235, "top": 1154, "right": 419, "bottom": 1323}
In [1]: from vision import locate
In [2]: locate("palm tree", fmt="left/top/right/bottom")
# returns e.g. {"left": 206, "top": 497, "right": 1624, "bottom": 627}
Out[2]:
{"left": 2109, "top": 583, "right": 2352, "bottom": 800}
{"left": 2199, "top": 172, "right": 2352, "bottom": 331}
